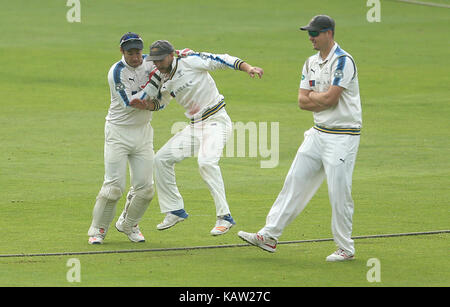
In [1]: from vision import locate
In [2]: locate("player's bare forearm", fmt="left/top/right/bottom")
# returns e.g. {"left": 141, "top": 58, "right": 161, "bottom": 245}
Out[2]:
{"left": 240, "top": 62, "right": 264, "bottom": 78}
{"left": 298, "top": 89, "right": 329, "bottom": 112}
{"left": 129, "top": 97, "right": 158, "bottom": 111}
{"left": 308, "top": 85, "right": 343, "bottom": 109}
{"left": 299, "top": 85, "right": 344, "bottom": 112}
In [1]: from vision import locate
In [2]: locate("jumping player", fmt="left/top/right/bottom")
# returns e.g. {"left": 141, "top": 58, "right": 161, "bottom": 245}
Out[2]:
{"left": 131, "top": 40, "right": 264, "bottom": 236}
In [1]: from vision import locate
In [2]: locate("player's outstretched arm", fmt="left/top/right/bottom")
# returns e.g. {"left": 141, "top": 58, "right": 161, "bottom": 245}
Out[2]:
{"left": 240, "top": 62, "right": 264, "bottom": 78}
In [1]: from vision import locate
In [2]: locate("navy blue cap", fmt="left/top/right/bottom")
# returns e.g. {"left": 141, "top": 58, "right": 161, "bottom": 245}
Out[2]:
{"left": 119, "top": 32, "right": 143, "bottom": 50}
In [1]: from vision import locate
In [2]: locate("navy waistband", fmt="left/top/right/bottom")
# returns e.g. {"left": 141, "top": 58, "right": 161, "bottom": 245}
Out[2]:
{"left": 314, "top": 125, "right": 361, "bottom": 135}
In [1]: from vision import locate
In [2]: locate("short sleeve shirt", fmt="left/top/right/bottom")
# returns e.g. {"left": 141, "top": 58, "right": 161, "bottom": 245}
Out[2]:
{"left": 300, "top": 43, "right": 362, "bottom": 129}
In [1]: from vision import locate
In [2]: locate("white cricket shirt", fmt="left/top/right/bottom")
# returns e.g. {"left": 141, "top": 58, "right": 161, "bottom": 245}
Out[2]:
{"left": 300, "top": 43, "right": 362, "bottom": 132}
{"left": 157, "top": 52, "right": 244, "bottom": 120}
{"left": 106, "top": 55, "right": 160, "bottom": 126}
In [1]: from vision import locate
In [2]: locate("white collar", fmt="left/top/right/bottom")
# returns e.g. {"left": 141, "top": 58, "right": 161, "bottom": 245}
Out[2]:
{"left": 318, "top": 42, "right": 338, "bottom": 64}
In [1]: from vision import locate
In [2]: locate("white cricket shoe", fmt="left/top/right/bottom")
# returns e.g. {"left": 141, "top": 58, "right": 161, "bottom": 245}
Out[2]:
{"left": 237, "top": 231, "right": 277, "bottom": 253}
{"left": 157, "top": 209, "right": 188, "bottom": 230}
{"left": 210, "top": 214, "right": 236, "bottom": 236}
{"left": 115, "top": 217, "right": 145, "bottom": 243}
{"left": 88, "top": 227, "right": 105, "bottom": 245}
{"left": 326, "top": 248, "right": 355, "bottom": 262}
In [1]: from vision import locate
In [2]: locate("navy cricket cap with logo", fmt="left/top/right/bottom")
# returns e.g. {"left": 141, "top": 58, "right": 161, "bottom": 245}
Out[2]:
{"left": 300, "top": 15, "right": 335, "bottom": 32}
{"left": 119, "top": 32, "right": 144, "bottom": 51}
{"left": 146, "top": 40, "right": 175, "bottom": 61}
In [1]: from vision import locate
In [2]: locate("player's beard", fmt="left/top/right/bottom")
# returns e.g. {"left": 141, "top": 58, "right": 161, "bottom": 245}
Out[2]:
{"left": 158, "top": 61, "right": 172, "bottom": 73}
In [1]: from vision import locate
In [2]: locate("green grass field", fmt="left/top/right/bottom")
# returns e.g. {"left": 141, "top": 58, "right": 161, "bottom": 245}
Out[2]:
{"left": 0, "top": 0, "right": 449, "bottom": 289}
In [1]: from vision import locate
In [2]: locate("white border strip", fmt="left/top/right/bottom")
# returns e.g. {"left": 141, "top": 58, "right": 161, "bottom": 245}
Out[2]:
{"left": 0, "top": 230, "right": 448, "bottom": 258}
{"left": 395, "top": 0, "right": 450, "bottom": 8}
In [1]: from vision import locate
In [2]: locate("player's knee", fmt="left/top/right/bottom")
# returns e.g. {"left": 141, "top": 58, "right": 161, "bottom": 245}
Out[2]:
{"left": 154, "top": 148, "right": 178, "bottom": 168}
{"left": 134, "top": 184, "right": 155, "bottom": 201}
{"left": 98, "top": 185, "right": 123, "bottom": 201}
{"left": 154, "top": 149, "right": 162, "bottom": 160}
{"left": 198, "top": 159, "right": 220, "bottom": 180}
{"left": 197, "top": 157, "right": 218, "bottom": 171}
{"left": 154, "top": 152, "right": 162, "bottom": 166}
{"left": 154, "top": 150, "right": 169, "bottom": 168}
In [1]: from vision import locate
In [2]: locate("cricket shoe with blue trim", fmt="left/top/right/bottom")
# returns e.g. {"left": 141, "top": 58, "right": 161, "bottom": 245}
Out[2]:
{"left": 210, "top": 214, "right": 236, "bottom": 236}
{"left": 156, "top": 209, "right": 188, "bottom": 230}
{"left": 237, "top": 231, "right": 277, "bottom": 253}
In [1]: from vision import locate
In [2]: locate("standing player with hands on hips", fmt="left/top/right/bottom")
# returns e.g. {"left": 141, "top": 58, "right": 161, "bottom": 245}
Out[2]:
{"left": 238, "top": 15, "right": 363, "bottom": 262}
{"left": 132, "top": 40, "right": 264, "bottom": 236}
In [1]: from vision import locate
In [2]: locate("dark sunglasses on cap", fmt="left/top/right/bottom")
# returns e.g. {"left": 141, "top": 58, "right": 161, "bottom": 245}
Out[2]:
{"left": 308, "top": 28, "right": 332, "bottom": 37}
{"left": 119, "top": 32, "right": 143, "bottom": 46}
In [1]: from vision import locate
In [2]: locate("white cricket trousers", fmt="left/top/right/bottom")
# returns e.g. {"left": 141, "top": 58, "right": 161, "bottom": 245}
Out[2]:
{"left": 89, "top": 121, "right": 154, "bottom": 234}
{"left": 103, "top": 121, "right": 154, "bottom": 192}
{"left": 259, "top": 127, "right": 360, "bottom": 255}
{"left": 154, "top": 109, "right": 232, "bottom": 217}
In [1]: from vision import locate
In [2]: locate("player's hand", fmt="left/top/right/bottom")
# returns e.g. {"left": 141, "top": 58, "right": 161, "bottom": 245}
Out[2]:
{"left": 130, "top": 98, "right": 149, "bottom": 110}
{"left": 247, "top": 66, "right": 264, "bottom": 79}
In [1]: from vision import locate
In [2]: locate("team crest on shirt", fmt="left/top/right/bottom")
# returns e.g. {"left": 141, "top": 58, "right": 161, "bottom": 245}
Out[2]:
{"left": 115, "top": 82, "right": 125, "bottom": 91}
{"left": 334, "top": 69, "right": 344, "bottom": 79}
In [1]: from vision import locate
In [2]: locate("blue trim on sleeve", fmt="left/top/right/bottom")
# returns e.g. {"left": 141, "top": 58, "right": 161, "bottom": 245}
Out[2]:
{"left": 334, "top": 46, "right": 345, "bottom": 57}
{"left": 189, "top": 53, "right": 234, "bottom": 69}
{"left": 113, "top": 62, "right": 130, "bottom": 106}
{"left": 332, "top": 55, "right": 346, "bottom": 86}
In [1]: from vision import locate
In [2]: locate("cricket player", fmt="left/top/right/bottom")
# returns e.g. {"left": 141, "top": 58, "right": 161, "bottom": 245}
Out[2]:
{"left": 87, "top": 32, "right": 162, "bottom": 244}
{"left": 238, "top": 15, "right": 362, "bottom": 261}
{"left": 131, "top": 40, "right": 264, "bottom": 236}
